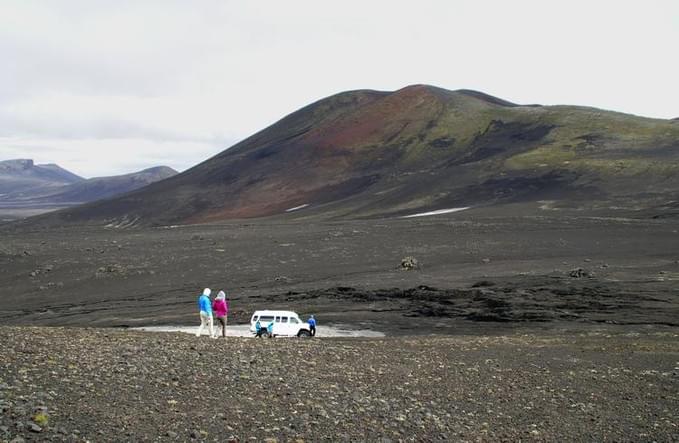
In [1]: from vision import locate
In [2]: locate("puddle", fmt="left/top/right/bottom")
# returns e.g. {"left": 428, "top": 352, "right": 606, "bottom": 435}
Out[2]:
{"left": 132, "top": 324, "right": 385, "bottom": 338}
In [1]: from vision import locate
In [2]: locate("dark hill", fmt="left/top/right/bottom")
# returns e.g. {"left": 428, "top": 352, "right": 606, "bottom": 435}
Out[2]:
{"left": 17, "top": 85, "right": 679, "bottom": 227}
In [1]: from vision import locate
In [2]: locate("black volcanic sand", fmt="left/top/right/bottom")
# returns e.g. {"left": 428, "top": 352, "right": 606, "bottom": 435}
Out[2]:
{"left": 2, "top": 209, "right": 679, "bottom": 441}
{"left": 1, "top": 327, "right": 678, "bottom": 441}
{"left": 1, "top": 208, "right": 679, "bottom": 334}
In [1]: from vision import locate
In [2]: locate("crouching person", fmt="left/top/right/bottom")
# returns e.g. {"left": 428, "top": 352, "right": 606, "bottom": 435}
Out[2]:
{"left": 255, "top": 320, "right": 265, "bottom": 338}
{"left": 255, "top": 320, "right": 274, "bottom": 338}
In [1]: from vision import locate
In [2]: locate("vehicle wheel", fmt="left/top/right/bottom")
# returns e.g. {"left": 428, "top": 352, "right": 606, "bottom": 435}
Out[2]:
{"left": 259, "top": 331, "right": 270, "bottom": 338}
{"left": 297, "top": 330, "right": 312, "bottom": 338}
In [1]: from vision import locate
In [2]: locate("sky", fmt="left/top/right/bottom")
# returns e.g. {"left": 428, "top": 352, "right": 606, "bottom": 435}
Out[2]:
{"left": 1, "top": 0, "right": 677, "bottom": 178}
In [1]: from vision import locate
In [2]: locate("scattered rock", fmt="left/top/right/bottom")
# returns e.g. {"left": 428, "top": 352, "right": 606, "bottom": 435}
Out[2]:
{"left": 33, "top": 411, "right": 48, "bottom": 427}
{"left": 568, "top": 268, "right": 594, "bottom": 278}
{"left": 166, "top": 430, "right": 178, "bottom": 438}
{"left": 96, "top": 264, "right": 127, "bottom": 277}
{"left": 481, "top": 258, "right": 491, "bottom": 264}
{"left": 400, "top": 256, "right": 420, "bottom": 270}
{"left": 28, "top": 422, "right": 42, "bottom": 433}
{"left": 472, "top": 280, "right": 496, "bottom": 288}
{"left": 29, "top": 264, "right": 54, "bottom": 277}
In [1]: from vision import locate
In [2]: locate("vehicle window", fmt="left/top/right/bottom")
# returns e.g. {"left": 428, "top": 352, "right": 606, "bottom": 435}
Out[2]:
{"left": 259, "top": 315, "right": 274, "bottom": 322}
{"left": 281, "top": 317, "right": 288, "bottom": 323}
{"left": 275, "top": 316, "right": 281, "bottom": 323}
{"left": 251, "top": 315, "right": 258, "bottom": 322}
{"left": 290, "top": 318, "right": 299, "bottom": 324}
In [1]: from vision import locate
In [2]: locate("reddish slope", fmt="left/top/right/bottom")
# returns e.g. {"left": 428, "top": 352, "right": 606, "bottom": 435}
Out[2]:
{"left": 16, "top": 85, "right": 679, "bottom": 227}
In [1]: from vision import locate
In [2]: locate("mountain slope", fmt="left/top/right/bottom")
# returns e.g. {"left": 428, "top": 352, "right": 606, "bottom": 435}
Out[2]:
{"left": 0, "top": 162, "right": 177, "bottom": 205}
{"left": 29, "top": 166, "right": 178, "bottom": 204}
{"left": 19, "top": 85, "right": 679, "bottom": 227}
{"left": 0, "top": 159, "right": 84, "bottom": 197}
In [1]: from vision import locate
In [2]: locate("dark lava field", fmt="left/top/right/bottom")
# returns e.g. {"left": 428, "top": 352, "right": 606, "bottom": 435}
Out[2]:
{"left": 1, "top": 205, "right": 678, "bottom": 335}
{"left": 2, "top": 205, "right": 679, "bottom": 441}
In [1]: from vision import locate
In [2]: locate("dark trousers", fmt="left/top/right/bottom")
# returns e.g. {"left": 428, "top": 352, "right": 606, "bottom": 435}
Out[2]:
{"left": 216, "top": 316, "right": 226, "bottom": 337}
{"left": 310, "top": 325, "right": 316, "bottom": 336}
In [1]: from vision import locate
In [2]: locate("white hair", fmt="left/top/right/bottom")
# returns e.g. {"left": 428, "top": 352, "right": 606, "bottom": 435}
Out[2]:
{"left": 202, "top": 288, "right": 211, "bottom": 296}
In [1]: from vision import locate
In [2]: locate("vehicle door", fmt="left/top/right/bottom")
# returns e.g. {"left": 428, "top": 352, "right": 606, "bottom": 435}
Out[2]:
{"left": 288, "top": 316, "right": 301, "bottom": 335}
{"left": 279, "top": 316, "right": 292, "bottom": 336}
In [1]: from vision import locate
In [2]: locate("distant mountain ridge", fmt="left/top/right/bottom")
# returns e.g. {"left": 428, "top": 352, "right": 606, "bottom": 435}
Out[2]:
{"left": 0, "top": 160, "right": 177, "bottom": 217}
{"left": 13, "top": 84, "right": 679, "bottom": 227}
{"left": 0, "top": 159, "right": 84, "bottom": 197}
{"left": 28, "top": 166, "right": 179, "bottom": 204}
{"left": 0, "top": 159, "right": 83, "bottom": 181}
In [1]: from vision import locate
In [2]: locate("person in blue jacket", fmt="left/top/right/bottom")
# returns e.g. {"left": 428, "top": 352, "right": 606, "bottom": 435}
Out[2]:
{"left": 255, "top": 320, "right": 275, "bottom": 338}
{"left": 255, "top": 320, "right": 265, "bottom": 338}
{"left": 307, "top": 315, "right": 316, "bottom": 337}
{"left": 195, "top": 288, "right": 214, "bottom": 337}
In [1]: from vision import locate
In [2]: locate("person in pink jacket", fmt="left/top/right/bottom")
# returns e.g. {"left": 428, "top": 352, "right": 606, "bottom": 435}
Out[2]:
{"left": 212, "top": 290, "right": 229, "bottom": 338}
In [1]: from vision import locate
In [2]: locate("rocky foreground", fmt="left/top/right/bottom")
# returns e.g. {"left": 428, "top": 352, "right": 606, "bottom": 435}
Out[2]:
{"left": 1, "top": 327, "right": 678, "bottom": 442}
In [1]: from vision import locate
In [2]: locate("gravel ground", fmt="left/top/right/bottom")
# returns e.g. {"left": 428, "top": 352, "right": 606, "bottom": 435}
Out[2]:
{"left": 1, "top": 326, "right": 678, "bottom": 442}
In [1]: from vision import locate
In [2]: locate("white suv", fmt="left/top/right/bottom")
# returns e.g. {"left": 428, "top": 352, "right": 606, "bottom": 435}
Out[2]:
{"left": 249, "top": 310, "right": 312, "bottom": 338}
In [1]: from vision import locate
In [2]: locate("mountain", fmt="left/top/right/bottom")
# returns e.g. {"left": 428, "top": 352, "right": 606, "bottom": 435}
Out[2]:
{"left": 27, "top": 166, "right": 179, "bottom": 204}
{"left": 0, "top": 162, "right": 178, "bottom": 221}
{"left": 17, "top": 85, "right": 679, "bottom": 227}
{"left": 0, "top": 159, "right": 84, "bottom": 198}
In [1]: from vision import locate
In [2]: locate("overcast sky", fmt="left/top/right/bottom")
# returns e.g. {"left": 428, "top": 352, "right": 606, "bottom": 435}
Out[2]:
{"left": 1, "top": 1, "right": 677, "bottom": 177}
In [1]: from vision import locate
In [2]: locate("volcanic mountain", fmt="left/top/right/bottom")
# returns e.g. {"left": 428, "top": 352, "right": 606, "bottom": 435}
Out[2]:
{"left": 0, "top": 161, "right": 177, "bottom": 220}
{"left": 20, "top": 85, "right": 679, "bottom": 226}
{"left": 0, "top": 159, "right": 84, "bottom": 197}
{"left": 23, "top": 166, "right": 178, "bottom": 204}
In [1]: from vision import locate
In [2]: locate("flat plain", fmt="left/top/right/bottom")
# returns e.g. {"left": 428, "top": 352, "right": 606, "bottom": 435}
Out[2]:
{"left": 1, "top": 206, "right": 679, "bottom": 441}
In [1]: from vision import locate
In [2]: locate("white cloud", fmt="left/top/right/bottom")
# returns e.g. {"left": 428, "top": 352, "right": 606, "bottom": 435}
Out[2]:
{"left": 0, "top": 0, "right": 678, "bottom": 177}
{"left": 0, "top": 136, "right": 227, "bottom": 178}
